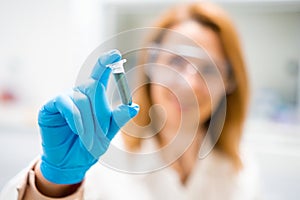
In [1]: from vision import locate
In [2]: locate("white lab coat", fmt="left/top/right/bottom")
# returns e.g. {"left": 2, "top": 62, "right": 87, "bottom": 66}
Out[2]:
{"left": 0, "top": 135, "right": 261, "bottom": 200}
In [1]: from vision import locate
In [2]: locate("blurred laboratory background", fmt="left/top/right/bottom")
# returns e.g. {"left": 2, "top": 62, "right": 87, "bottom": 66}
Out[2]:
{"left": 0, "top": 0, "right": 299, "bottom": 199}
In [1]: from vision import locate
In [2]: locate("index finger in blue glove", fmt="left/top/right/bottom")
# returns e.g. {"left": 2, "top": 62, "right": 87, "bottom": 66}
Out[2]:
{"left": 90, "top": 49, "right": 122, "bottom": 89}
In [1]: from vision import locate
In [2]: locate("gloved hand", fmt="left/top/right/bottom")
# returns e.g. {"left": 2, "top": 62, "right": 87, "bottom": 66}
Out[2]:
{"left": 38, "top": 49, "right": 139, "bottom": 184}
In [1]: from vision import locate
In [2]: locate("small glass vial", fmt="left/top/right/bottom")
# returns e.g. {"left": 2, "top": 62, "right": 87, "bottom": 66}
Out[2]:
{"left": 107, "top": 59, "right": 132, "bottom": 105}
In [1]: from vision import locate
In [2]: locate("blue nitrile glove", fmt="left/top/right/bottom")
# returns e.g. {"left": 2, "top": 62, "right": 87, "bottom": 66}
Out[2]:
{"left": 38, "top": 49, "right": 139, "bottom": 184}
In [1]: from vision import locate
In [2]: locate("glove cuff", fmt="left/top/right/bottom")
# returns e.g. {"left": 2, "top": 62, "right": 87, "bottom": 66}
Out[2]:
{"left": 40, "top": 159, "right": 94, "bottom": 184}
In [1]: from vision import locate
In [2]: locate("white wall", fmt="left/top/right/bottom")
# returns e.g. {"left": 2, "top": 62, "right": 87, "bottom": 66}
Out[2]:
{"left": 225, "top": 7, "right": 300, "bottom": 104}
{"left": 0, "top": 0, "right": 72, "bottom": 102}
{"left": 0, "top": 0, "right": 104, "bottom": 128}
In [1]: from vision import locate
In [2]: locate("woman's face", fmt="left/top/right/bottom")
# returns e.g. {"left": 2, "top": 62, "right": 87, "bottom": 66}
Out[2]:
{"left": 150, "top": 20, "right": 232, "bottom": 132}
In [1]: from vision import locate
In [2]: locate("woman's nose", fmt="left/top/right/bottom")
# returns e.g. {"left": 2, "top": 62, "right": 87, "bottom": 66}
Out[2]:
{"left": 180, "top": 64, "right": 206, "bottom": 92}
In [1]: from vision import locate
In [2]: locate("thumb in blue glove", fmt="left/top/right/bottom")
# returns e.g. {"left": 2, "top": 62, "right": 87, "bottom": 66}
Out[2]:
{"left": 38, "top": 49, "right": 139, "bottom": 184}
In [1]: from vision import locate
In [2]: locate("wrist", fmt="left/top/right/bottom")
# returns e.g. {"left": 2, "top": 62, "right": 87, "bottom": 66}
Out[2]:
{"left": 40, "top": 155, "right": 94, "bottom": 184}
{"left": 34, "top": 161, "right": 82, "bottom": 198}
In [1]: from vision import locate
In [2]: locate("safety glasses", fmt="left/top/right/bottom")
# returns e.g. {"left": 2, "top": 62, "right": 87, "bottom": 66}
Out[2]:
{"left": 144, "top": 44, "right": 230, "bottom": 86}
